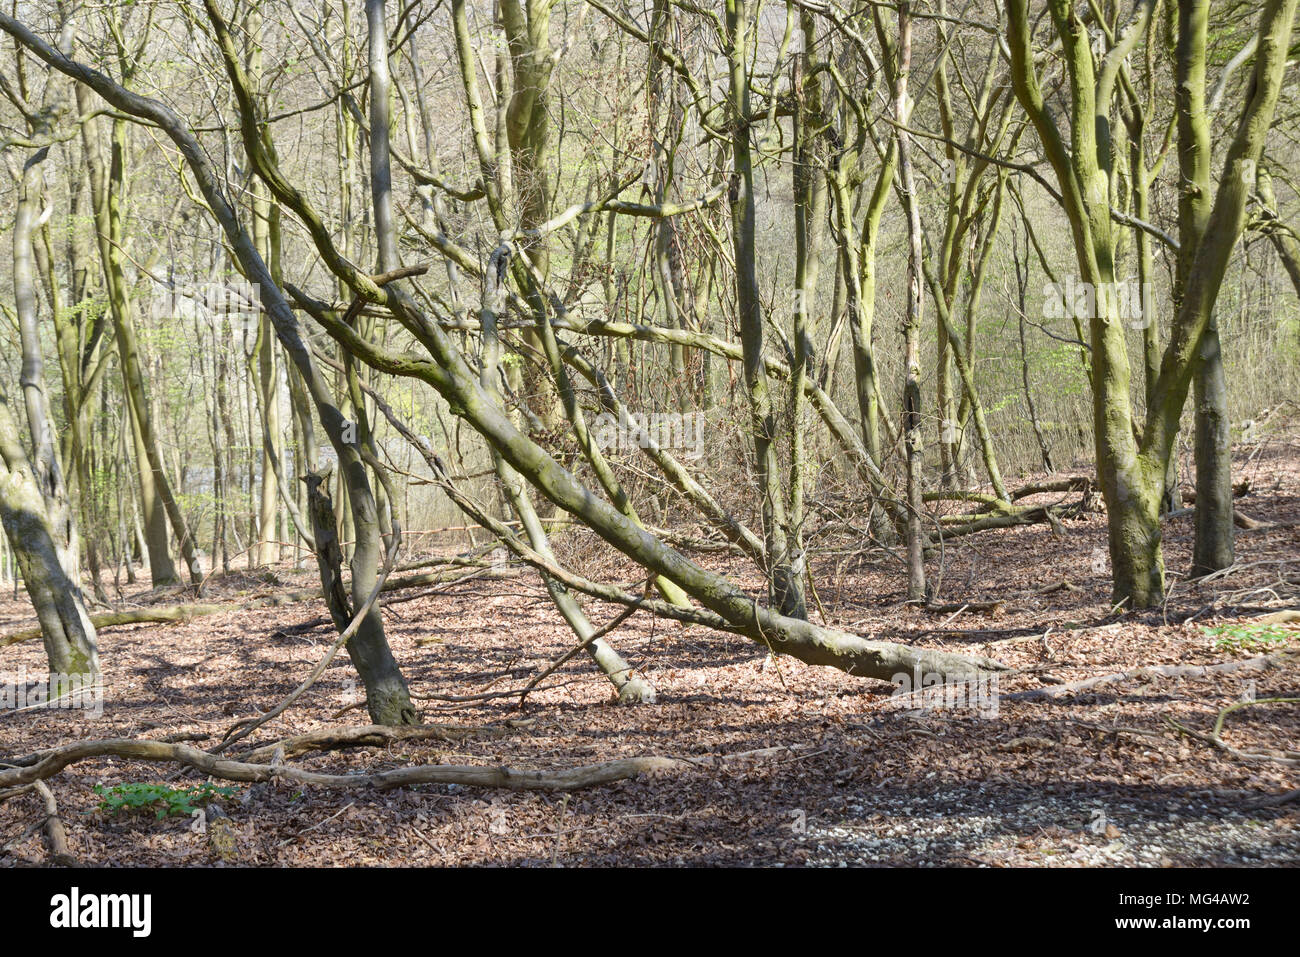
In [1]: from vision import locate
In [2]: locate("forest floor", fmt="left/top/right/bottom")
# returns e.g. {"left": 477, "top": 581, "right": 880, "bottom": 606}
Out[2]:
{"left": 2, "top": 440, "right": 1298, "bottom": 867}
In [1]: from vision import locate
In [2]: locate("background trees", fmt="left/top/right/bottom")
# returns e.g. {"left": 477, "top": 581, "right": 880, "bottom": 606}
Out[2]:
{"left": 1, "top": 0, "right": 1297, "bottom": 719}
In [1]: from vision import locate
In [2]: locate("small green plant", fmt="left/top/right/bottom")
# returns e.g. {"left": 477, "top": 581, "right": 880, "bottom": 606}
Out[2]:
{"left": 93, "top": 781, "right": 238, "bottom": 820}
{"left": 1202, "top": 623, "right": 1296, "bottom": 652}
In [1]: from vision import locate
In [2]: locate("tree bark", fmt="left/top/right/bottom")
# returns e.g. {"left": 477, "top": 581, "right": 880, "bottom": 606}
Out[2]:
{"left": 725, "top": 0, "right": 802, "bottom": 618}
{"left": 895, "top": 2, "right": 927, "bottom": 603}
{"left": 0, "top": 396, "right": 100, "bottom": 686}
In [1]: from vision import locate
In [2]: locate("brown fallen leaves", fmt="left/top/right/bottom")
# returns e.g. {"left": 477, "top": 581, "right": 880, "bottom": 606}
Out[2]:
{"left": 1, "top": 442, "right": 1299, "bottom": 866}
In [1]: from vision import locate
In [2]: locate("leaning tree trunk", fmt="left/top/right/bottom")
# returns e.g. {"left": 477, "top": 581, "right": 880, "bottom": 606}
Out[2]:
{"left": 0, "top": 3, "right": 1006, "bottom": 690}
{"left": 480, "top": 247, "right": 656, "bottom": 703}
{"left": 1255, "top": 165, "right": 1300, "bottom": 301}
{"left": 0, "top": 396, "right": 100, "bottom": 689}
{"left": 4, "top": 90, "right": 100, "bottom": 688}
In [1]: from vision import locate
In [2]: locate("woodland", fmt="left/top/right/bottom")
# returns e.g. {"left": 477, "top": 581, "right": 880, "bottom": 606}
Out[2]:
{"left": 0, "top": 0, "right": 1298, "bottom": 868}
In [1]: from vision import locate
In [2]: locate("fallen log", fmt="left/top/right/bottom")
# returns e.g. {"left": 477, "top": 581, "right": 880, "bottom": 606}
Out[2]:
{"left": 0, "top": 603, "right": 233, "bottom": 648}
{"left": 1168, "top": 506, "right": 1277, "bottom": 530}
{"left": 936, "top": 504, "right": 1070, "bottom": 539}
{"left": 0, "top": 734, "right": 811, "bottom": 794}
{"left": 1181, "top": 480, "right": 1252, "bottom": 504}
{"left": 33, "top": 780, "right": 75, "bottom": 867}
{"left": 1010, "top": 476, "right": 1092, "bottom": 500}
{"left": 1234, "top": 509, "right": 1265, "bottom": 530}
{"left": 0, "top": 736, "right": 690, "bottom": 792}
{"left": 925, "top": 477, "right": 1090, "bottom": 511}
{"left": 924, "top": 490, "right": 1015, "bottom": 511}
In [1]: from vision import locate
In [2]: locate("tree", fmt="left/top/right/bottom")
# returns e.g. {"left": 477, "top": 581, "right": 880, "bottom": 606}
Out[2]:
{"left": 1003, "top": 0, "right": 1297, "bottom": 606}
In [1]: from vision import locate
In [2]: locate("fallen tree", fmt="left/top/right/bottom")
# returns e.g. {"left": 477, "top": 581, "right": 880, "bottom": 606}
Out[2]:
{"left": 0, "top": 10, "right": 1004, "bottom": 686}
{"left": 0, "top": 733, "right": 817, "bottom": 795}
{"left": 0, "top": 735, "right": 688, "bottom": 792}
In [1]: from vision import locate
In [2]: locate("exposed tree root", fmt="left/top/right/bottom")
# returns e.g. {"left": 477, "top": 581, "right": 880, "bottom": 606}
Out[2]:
{"left": 1166, "top": 697, "right": 1300, "bottom": 766}
{"left": 0, "top": 736, "right": 811, "bottom": 794}
{"left": 33, "top": 780, "right": 75, "bottom": 866}
{"left": 237, "top": 723, "right": 513, "bottom": 762}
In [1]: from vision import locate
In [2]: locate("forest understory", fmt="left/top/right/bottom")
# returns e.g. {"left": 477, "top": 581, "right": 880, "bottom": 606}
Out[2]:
{"left": 2, "top": 440, "right": 1296, "bottom": 868}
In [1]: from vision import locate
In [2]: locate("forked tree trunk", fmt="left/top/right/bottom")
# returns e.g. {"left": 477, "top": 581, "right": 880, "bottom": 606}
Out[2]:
{"left": 1101, "top": 457, "right": 1166, "bottom": 609}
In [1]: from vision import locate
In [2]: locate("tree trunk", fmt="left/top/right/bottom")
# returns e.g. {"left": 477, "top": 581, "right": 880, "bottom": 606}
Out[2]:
{"left": 3, "top": 88, "right": 101, "bottom": 684}
{"left": 1255, "top": 166, "right": 1300, "bottom": 300}
{"left": 895, "top": 2, "right": 927, "bottom": 602}
{"left": 726, "top": 0, "right": 802, "bottom": 618}
{"left": 1191, "top": 316, "right": 1234, "bottom": 573}
{"left": 0, "top": 397, "right": 100, "bottom": 687}
{"left": 301, "top": 469, "right": 414, "bottom": 724}
{"left": 1100, "top": 449, "right": 1166, "bottom": 608}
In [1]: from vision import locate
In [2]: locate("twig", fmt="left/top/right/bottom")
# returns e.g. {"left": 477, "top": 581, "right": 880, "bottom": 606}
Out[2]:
{"left": 276, "top": 801, "right": 356, "bottom": 848}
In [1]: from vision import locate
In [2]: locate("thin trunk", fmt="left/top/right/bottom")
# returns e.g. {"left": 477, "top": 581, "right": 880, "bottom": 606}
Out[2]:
{"left": 726, "top": 0, "right": 800, "bottom": 618}
{"left": 895, "top": 2, "right": 926, "bottom": 603}
{"left": 1255, "top": 166, "right": 1300, "bottom": 299}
